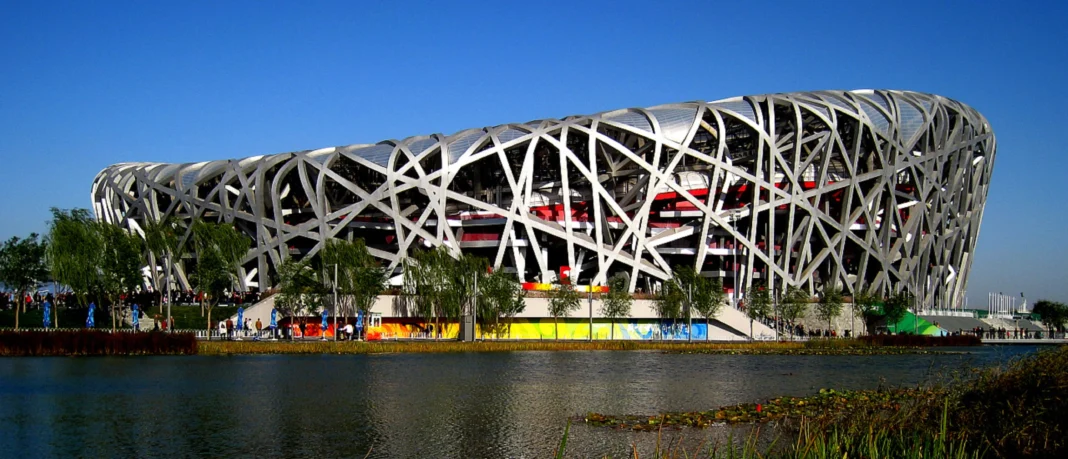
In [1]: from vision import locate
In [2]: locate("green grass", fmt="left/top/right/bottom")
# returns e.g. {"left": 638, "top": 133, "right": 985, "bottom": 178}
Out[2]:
{"left": 0, "top": 307, "right": 109, "bottom": 329}
{"left": 142, "top": 305, "right": 239, "bottom": 329}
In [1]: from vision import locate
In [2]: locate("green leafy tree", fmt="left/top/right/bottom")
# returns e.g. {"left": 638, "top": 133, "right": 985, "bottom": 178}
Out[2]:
{"left": 675, "top": 267, "right": 726, "bottom": 341}
{"left": 142, "top": 217, "right": 185, "bottom": 330}
{"left": 779, "top": 286, "right": 810, "bottom": 340}
{"left": 1032, "top": 300, "right": 1068, "bottom": 334}
{"left": 817, "top": 283, "right": 845, "bottom": 335}
{"left": 190, "top": 220, "right": 251, "bottom": 333}
{"left": 600, "top": 273, "right": 632, "bottom": 340}
{"left": 852, "top": 286, "right": 881, "bottom": 335}
{"left": 322, "top": 238, "right": 388, "bottom": 339}
{"left": 745, "top": 281, "right": 773, "bottom": 340}
{"left": 654, "top": 277, "right": 686, "bottom": 339}
{"left": 548, "top": 277, "right": 581, "bottom": 340}
{"left": 96, "top": 223, "right": 145, "bottom": 331}
{"left": 850, "top": 286, "right": 875, "bottom": 335}
{"left": 274, "top": 258, "right": 325, "bottom": 338}
{"left": 0, "top": 234, "right": 48, "bottom": 330}
{"left": 403, "top": 246, "right": 485, "bottom": 339}
{"left": 477, "top": 269, "right": 525, "bottom": 338}
{"left": 884, "top": 290, "right": 914, "bottom": 334}
{"left": 46, "top": 208, "right": 102, "bottom": 326}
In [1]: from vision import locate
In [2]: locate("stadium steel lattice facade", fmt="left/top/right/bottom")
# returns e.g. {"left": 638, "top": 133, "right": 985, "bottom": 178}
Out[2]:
{"left": 92, "top": 90, "right": 995, "bottom": 310}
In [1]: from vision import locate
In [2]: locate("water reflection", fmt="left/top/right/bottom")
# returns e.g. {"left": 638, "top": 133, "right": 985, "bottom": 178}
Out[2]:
{"left": 0, "top": 346, "right": 1039, "bottom": 458}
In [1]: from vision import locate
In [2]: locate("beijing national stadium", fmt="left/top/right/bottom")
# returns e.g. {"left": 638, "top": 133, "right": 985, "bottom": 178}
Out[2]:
{"left": 91, "top": 89, "right": 995, "bottom": 338}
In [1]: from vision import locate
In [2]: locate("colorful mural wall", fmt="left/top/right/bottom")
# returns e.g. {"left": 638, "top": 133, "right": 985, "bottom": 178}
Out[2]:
{"left": 284, "top": 314, "right": 946, "bottom": 340}
{"left": 375, "top": 319, "right": 733, "bottom": 340}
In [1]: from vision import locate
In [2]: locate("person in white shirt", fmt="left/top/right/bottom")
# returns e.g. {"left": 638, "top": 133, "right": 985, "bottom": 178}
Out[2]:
{"left": 342, "top": 323, "right": 355, "bottom": 340}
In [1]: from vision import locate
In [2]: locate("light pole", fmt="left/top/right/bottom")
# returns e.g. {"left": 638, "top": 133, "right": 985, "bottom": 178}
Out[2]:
{"left": 332, "top": 264, "right": 338, "bottom": 342}
{"left": 473, "top": 272, "right": 479, "bottom": 341}
{"left": 588, "top": 286, "right": 593, "bottom": 342}
{"left": 687, "top": 284, "right": 693, "bottom": 343}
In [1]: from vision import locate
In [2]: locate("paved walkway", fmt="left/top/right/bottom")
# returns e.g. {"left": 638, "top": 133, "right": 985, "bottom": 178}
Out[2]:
{"left": 982, "top": 338, "right": 1067, "bottom": 345}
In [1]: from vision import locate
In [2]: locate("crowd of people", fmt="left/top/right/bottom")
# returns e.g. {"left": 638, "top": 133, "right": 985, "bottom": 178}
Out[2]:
{"left": 0, "top": 291, "right": 74, "bottom": 310}
{"left": 0, "top": 289, "right": 263, "bottom": 311}
{"left": 760, "top": 316, "right": 852, "bottom": 339}
{"left": 965, "top": 326, "right": 1053, "bottom": 340}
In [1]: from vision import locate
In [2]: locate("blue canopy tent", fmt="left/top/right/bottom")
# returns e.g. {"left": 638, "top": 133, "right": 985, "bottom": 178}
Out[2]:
{"left": 269, "top": 308, "right": 277, "bottom": 339}
{"left": 356, "top": 310, "right": 364, "bottom": 340}
{"left": 42, "top": 301, "right": 51, "bottom": 329}
{"left": 86, "top": 303, "right": 95, "bottom": 328}
{"left": 320, "top": 309, "right": 329, "bottom": 340}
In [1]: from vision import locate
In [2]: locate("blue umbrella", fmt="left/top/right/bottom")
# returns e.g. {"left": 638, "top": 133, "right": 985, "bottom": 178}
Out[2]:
{"left": 43, "top": 301, "right": 51, "bottom": 329}
{"left": 236, "top": 307, "right": 244, "bottom": 331}
{"left": 321, "top": 309, "right": 329, "bottom": 335}
{"left": 87, "top": 303, "right": 96, "bottom": 328}
{"left": 356, "top": 310, "right": 364, "bottom": 340}
{"left": 131, "top": 304, "right": 139, "bottom": 330}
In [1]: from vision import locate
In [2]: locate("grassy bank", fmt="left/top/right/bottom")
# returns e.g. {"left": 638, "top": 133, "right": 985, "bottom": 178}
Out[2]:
{"left": 573, "top": 344, "right": 1068, "bottom": 458}
{"left": 0, "top": 330, "right": 198, "bottom": 356}
{"left": 142, "top": 305, "right": 240, "bottom": 329}
{"left": 196, "top": 339, "right": 955, "bottom": 356}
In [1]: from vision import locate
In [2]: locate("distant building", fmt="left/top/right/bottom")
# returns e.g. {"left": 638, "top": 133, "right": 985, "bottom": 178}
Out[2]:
{"left": 93, "top": 90, "right": 995, "bottom": 310}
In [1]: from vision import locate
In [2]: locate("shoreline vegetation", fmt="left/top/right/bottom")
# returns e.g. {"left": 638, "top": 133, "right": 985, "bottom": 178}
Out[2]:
{"left": 198, "top": 336, "right": 976, "bottom": 356}
{"left": 1, "top": 331, "right": 984, "bottom": 356}
{"left": 568, "top": 345, "right": 1068, "bottom": 458}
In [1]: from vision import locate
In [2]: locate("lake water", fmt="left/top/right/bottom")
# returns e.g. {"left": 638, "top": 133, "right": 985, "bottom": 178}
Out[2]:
{"left": 0, "top": 346, "right": 1040, "bottom": 458}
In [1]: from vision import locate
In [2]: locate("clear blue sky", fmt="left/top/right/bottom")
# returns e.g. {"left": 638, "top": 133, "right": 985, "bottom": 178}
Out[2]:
{"left": 1, "top": 0, "right": 1065, "bottom": 305}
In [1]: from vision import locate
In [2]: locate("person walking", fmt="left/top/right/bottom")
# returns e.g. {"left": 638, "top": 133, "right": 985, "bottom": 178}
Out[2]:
{"left": 255, "top": 318, "right": 262, "bottom": 337}
{"left": 244, "top": 318, "right": 251, "bottom": 337}
{"left": 225, "top": 318, "right": 234, "bottom": 340}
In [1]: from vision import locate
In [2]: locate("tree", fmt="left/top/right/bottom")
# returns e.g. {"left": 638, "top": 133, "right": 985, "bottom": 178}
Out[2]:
{"left": 547, "top": 278, "right": 581, "bottom": 340}
{"left": 274, "top": 258, "right": 325, "bottom": 339}
{"left": 600, "top": 273, "right": 632, "bottom": 340}
{"left": 190, "top": 220, "right": 251, "bottom": 334}
{"left": 817, "top": 283, "right": 845, "bottom": 336}
{"left": 322, "top": 239, "right": 388, "bottom": 339}
{"left": 46, "top": 208, "right": 102, "bottom": 327}
{"left": 143, "top": 217, "right": 185, "bottom": 330}
{"left": 745, "top": 281, "right": 772, "bottom": 340}
{"left": 0, "top": 234, "right": 48, "bottom": 330}
{"left": 274, "top": 258, "right": 320, "bottom": 335}
{"left": 653, "top": 277, "right": 685, "bottom": 339}
{"left": 403, "top": 246, "right": 485, "bottom": 339}
{"left": 1032, "top": 300, "right": 1068, "bottom": 334}
{"left": 884, "top": 290, "right": 913, "bottom": 334}
{"left": 477, "top": 269, "right": 525, "bottom": 339}
{"left": 851, "top": 286, "right": 880, "bottom": 335}
{"left": 676, "top": 267, "right": 726, "bottom": 341}
{"left": 779, "top": 286, "right": 809, "bottom": 340}
{"left": 96, "top": 223, "right": 144, "bottom": 332}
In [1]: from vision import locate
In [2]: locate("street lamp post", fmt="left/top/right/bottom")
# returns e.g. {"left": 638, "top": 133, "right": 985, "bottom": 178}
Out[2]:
{"left": 687, "top": 284, "right": 693, "bottom": 343}
{"left": 588, "top": 287, "right": 593, "bottom": 342}
{"left": 332, "top": 264, "right": 338, "bottom": 342}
